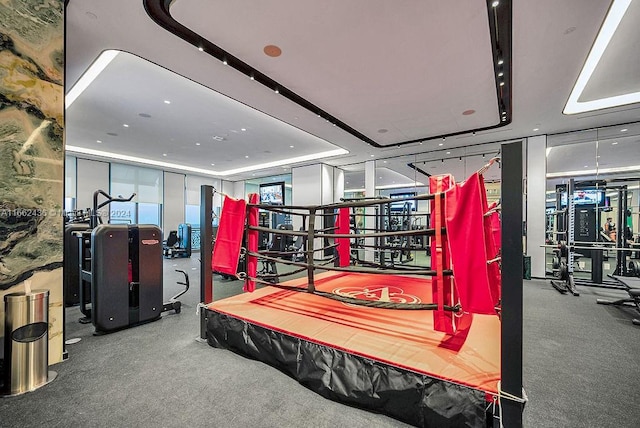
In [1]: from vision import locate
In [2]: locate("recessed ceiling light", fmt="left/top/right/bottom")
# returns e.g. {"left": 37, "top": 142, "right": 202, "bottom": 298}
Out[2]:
{"left": 498, "top": 72, "right": 504, "bottom": 77}
{"left": 164, "top": 100, "right": 171, "bottom": 104}
{"left": 211, "top": 163, "right": 215, "bottom": 166}
{"left": 563, "top": 0, "right": 634, "bottom": 114}
{"left": 263, "top": 45, "right": 282, "bottom": 57}
{"left": 499, "top": 81, "right": 505, "bottom": 87}
{"left": 439, "top": 143, "right": 443, "bottom": 146}
{"left": 584, "top": 165, "right": 589, "bottom": 168}
{"left": 123, "top": 124, "right": 129, "bottom": 127}
{"left": 497, "top": 58, "right": 504, "bottom": 65}
{"left": 612, "top": 141, "right": 618, "bottom": 145}
{"left": 198, "top": 47, "right": 203, "bottom": 52}
{"left": 492, "top": 1, "right": 499, "bottom": 7}
{"left": 245, "top": 155, "right": 249, "bottom": 158}
{"left": 162, "top": 153, "right": 167, "bottom": 157}
{"left": 620, "top": 128, "right": 628, "bottom": 132}
{"left": 96, "top": 140, "right": 102, "bottom": 143}
{"left": 370, "top": 154, "right": 375, "bottom": 157}
{"left": 533, "top": 128, "right": 539, "bottom": 131}
{"left": 289, "top": 145, "right": 294, "bottom": 148}
{"left": 241, "top": 128, "right": 246, "bottom": 131}
{"left": 383, "top": 160, "right": 387, "bottom": 163}
{"left": 196, "top": 143, "right": 201, "bottom": 146}
{"left": 222, "top": 60, "right": 228, "bottom": 65}
{"left": 446, "top": 151, "right": 451, "bottom": 155}
{"left": 419, "top": 142, "right": 423, "bottom": 145}
{"left": 275, "top": 88, "right": 279, "bottom": 94}
{"left": 250, "top": 75, "right": 255, "bottom": 81}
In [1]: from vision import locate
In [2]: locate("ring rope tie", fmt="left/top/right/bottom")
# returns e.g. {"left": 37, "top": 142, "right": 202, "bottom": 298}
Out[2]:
{"left": 495, "top": 382, "right": 528, "bottom": 428}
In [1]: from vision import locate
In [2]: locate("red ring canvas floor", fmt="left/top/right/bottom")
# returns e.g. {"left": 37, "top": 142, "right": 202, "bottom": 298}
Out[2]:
{"left": 207, "top": 271, "right": 500, "bottom": 395}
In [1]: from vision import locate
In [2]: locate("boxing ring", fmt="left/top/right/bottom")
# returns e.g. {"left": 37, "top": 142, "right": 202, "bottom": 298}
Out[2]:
{"left": 199, "top": 149, "right": 525, "bottom": 427}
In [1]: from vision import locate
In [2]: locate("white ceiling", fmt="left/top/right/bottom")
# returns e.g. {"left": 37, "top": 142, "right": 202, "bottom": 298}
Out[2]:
{"left": 65, "top": 0, "right": 640, "bottom": 187}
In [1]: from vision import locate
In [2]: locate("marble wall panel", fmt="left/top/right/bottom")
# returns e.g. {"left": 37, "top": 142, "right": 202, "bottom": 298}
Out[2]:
{"left": 0, "top": 0, "right": 64, "bottom": 364}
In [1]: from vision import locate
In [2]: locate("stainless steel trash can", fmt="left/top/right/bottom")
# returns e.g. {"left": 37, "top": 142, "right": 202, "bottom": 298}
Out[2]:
{"left": 3, "top": 290, "right": 56, "bottom": 396}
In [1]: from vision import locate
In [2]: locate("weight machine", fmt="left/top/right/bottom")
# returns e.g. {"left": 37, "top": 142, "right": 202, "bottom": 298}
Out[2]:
{"left": 70, "top": 190, "right": 186, "bottom": 335}
{"left": 549, "top": 179, "right": 579, "bottom": 296}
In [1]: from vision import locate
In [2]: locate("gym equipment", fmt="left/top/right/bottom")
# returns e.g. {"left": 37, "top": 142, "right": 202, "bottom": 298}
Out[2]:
{"left": 549, "top": 179, "right": 579, "bottom": 296}
{"left": 163, "top": 223, "right": 192, "bottom": 258}
{"left": 597, "top": 275, "right": 640, "bottom": 325}
{"left": 162, "top": 269, "right": 190, "bottom": 313}
{"left": 550, "top": 243, "right": 579, "bottom": 296}
{"left": 63, "top": 221, "right": 89, "bottom": 306}
{"left": 74, "top": 190, "right": 186, "bottom": 334}
{"left": 63, "top": 192, "right": 133, "bottom": 308}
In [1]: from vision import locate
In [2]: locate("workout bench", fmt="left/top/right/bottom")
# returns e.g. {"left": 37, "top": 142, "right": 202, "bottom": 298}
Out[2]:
{"left": 597, "top": 275, "right": 640, "bottom": 325}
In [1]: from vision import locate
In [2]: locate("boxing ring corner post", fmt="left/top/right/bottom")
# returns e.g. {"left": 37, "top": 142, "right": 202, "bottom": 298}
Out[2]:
{"left": 200, "top": 184, "right": 214, "bottom": 340}
{"left": 501, "top": 141, "right": 525, "bottom": 427}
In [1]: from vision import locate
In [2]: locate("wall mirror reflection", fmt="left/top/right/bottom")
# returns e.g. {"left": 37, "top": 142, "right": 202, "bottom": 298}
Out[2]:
{"left": 545, "top": 122, "right": 640, "bottom": 289}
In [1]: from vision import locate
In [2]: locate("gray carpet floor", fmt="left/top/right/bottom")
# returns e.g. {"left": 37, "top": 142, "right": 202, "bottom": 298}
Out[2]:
{"left": 1, "top": 257, "right": 639, "bottom": 427}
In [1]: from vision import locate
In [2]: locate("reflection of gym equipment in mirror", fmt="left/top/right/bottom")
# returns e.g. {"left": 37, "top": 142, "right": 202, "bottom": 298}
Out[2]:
{"left": 548, "top": 179, "right": 579, "bottom": 295}
{"left": 343, "top": 195, "right": 430, "bottom": 270}
{"left": 550, "top": 242, "right": 579, "bottom": 296}
{"left": 545, "top": 179, "right": 640, "bottom": 293}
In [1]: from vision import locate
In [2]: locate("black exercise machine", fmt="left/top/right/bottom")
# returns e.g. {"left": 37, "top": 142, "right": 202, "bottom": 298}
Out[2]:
{"left": 549, "top": 179, "right": 579, "bottom": 296}
{"left": 63, "top": 209, "right": 91, "bottom": 306}
{"left": 72, "top": 190, "right": 187, "bottom": 334}
{"left": 597, "top": 275, "right": 640, "bottom": 325}
{"left": 550, "top": 242, "right": 579, "bottom": 296}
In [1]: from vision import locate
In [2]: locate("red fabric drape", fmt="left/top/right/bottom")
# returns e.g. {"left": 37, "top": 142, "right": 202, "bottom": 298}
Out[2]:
{"left": 444, "top": 172, "right": 497, "bottom": 314}
{"left": 336, "top": 207, "right": 351, "bottom": 267}
{"left": 244, "top": 193, "right": 260, "bottom": 292}
{"left": 212, "top": 196, "right": 246, "bottom": 276}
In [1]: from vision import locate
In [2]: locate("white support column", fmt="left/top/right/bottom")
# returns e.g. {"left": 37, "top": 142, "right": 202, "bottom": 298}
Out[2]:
{"left": 293, "top": 164, "right": 345, "bottom": 259}
{"left": 333, "top": 168, "right": 345, "bottom": 203}
{"left": 526, "top": 135, "right": 547, "bottom": 278}
{"left": 364, "top": 160, "right": 376, "bottom": 262}
{"left": 232, "top": 181, "right": 245, "bottom": 200}
{"left": 163, "top": 172, "right": 185, "bottom": 231}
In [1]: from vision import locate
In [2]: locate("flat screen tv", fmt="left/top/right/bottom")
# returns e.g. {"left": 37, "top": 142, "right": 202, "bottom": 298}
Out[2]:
{"left": 390, "top": 192, "right": 417, "bottom": 211}
{"left": 259, "top": 182, "right": 285, "bottom": 205}
{"left": 561, "top": 189, "right": 605, "bottom": 206}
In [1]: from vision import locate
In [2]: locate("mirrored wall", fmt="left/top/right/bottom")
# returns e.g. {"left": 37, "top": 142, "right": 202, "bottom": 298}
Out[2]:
{"left": 340, "top": 142, "right": 503, "bottom": 268}
{"left": 545, "top": 121, "right": 640, "bottom": 282}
